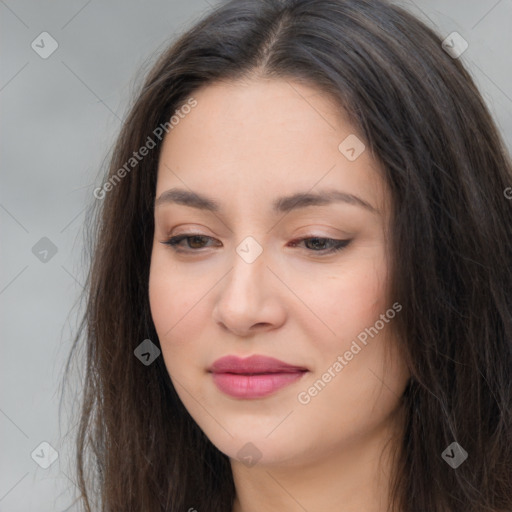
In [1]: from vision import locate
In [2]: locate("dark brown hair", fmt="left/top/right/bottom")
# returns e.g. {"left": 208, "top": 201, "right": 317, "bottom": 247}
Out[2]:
{"left": 63, "top": 0, "right": 512, "bottom": 510}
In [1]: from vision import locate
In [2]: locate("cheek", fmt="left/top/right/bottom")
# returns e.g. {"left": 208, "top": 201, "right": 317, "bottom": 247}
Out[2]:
{"left": 313, "top": 251, "right": 390, "bottom": 344}
{"left": 309, "top": 256, "right": 405, "bottom": 410}
{"left": 149, "top": 259, "right": 174, "bottom": 335}
{"left": 148, "top": 254, "right": 196, "bottom": 346}
{"left": 148, "top": 260, "right": 200, "bottom": 387}
{"left": 148, "top": 251, "right": 217, "bottom": 381}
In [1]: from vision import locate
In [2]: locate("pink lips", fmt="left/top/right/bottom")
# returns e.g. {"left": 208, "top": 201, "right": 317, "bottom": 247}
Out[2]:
{"left": 209, "top": 355, "right": 308, "bottom": 399}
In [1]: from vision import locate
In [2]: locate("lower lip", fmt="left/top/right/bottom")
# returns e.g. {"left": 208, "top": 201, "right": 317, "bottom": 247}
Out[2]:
{"left": 211, "top": 371, "right": 307, "bottom": 399}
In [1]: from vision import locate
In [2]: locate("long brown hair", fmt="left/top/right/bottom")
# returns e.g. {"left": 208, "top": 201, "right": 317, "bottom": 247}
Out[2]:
{"left": 63, "top": 0, "right": 512, "bottom": 510}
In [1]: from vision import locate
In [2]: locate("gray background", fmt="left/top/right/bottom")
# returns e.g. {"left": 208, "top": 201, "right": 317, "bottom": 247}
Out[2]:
{"left": 1, "top": 1, "right": 511, "bottom": 510}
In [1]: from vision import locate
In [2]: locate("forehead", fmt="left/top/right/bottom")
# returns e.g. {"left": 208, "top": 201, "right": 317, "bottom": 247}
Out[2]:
{"left": 155, "top": 78, "right": 387, "bottom": 215}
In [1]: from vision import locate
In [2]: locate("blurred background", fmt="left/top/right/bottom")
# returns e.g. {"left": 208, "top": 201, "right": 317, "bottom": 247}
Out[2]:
{"left": 1, "top": 0, "right": 511, "bottom": 510}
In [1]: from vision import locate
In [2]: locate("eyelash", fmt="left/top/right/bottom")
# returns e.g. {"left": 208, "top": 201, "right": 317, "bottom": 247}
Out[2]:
{"left": 161, "top": 234, "right": 351, "bottom": 255}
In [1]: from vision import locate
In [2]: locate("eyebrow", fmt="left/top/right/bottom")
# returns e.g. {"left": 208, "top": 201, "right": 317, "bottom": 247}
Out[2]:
{"left": 154, "top": 187, "right": 379, "bottom": 215}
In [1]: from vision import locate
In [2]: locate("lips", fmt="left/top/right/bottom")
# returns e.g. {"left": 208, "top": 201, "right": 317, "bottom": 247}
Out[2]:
{"left": 209, "top": 355, "right": 308, "bottom": 399}
{"left": 209, "top": 354, "right": 308, "bottom": 374}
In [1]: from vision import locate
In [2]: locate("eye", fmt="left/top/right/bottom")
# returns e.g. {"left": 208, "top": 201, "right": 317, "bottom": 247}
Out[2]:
{"left": 161, "top": 234, "right": 220, "bottom": 251}
{"left": 288, "top": 236, "right": 351, "bottom": 254}
{"left": 160, "top": 234, "right": 351, "bottom": 255}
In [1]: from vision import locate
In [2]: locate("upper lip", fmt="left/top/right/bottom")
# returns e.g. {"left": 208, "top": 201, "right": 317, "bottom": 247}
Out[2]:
{"left": 209, "top": 355, "right": 308, "bottom": 374}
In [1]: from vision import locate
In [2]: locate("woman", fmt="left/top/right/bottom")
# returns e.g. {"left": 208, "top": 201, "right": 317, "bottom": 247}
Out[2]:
{"left": 65, "top": 0, "right": 512, "bottom": 510}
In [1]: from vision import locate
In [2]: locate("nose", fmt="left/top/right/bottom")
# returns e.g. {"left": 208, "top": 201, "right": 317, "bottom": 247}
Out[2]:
{"left": 211, "top": 242, "right": 286, "bottom": 337}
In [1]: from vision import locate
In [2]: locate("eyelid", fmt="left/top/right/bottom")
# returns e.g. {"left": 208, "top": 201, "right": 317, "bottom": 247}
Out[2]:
{"left": 160, "top": 232, "right": 352, "bottom": 255}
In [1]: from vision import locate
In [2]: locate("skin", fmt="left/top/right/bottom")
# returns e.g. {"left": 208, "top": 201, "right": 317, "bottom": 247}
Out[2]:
{"left": 149, "top": 76, "right": 411, "bottom": 512}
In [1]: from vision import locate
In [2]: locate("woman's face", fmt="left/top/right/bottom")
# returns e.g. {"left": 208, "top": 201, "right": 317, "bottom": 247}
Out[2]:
{"left": 149, "top": 77, "right": 410, "bottom": 467}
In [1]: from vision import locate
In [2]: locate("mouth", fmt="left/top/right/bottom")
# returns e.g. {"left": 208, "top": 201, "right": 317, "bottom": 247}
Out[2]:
{"left": 208, "top": 354, "right": 309, "bottom": 399}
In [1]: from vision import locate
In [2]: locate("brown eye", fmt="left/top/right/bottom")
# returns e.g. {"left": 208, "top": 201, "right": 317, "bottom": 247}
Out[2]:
{"left": 288, "top": 237, "right": 351, "bottom": 254}
{"left": 161, "top": 234, "right": 351, "bottom": 256}
{"left": 162, "top": 234, "right": 220, "bottom": 251}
